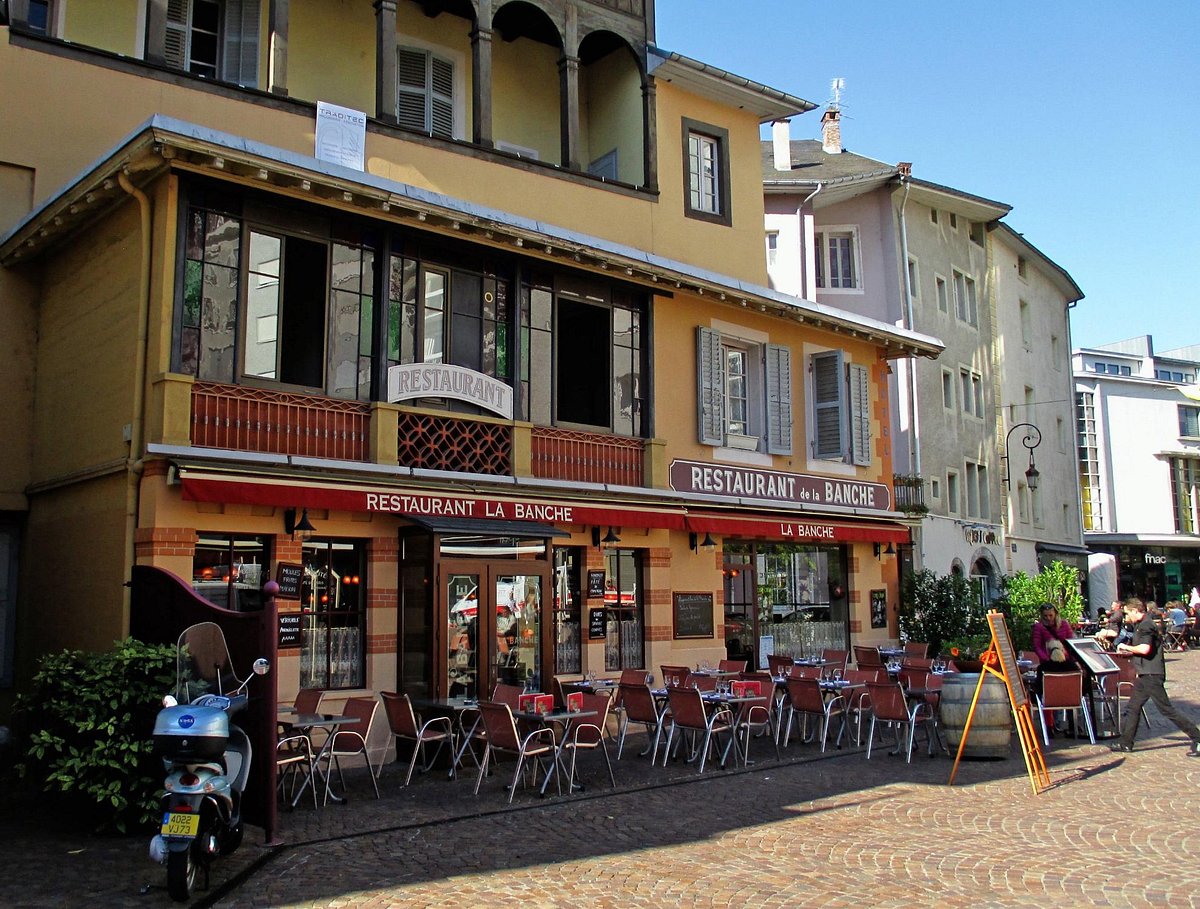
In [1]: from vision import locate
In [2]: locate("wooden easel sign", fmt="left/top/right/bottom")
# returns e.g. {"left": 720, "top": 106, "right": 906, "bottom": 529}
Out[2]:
{"left": 948, "top": 611, "right": 1050, "bottom": 794}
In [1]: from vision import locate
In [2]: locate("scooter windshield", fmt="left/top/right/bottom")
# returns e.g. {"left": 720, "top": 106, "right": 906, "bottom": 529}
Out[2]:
{"left": 176, "top": 622, "right": 242, "bottom": 701}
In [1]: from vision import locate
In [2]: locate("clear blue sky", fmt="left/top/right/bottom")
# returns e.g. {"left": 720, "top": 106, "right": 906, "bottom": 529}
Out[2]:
{"left": 653, "top": 0, "right": 1199, "bottom": 352}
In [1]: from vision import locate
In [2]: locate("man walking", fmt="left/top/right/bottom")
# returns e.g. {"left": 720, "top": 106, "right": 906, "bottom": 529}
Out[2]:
{"left": 1110, "top": 598, "right": 1200, "bottom": 756}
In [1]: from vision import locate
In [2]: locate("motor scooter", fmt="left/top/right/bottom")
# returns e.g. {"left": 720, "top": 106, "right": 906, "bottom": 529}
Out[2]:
{"left": 148, "top": 622, "right": 269, "bottom": 902}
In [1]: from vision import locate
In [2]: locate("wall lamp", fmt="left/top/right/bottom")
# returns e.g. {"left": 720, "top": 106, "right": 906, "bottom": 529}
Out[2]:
{"left": 689, "top": 531, "right": 717, "bottom": 552}
{"left": 1002, "top": 422, "right": 1042, "bottom": 490}
{"left": 283, "top": 507, "right": 316, "bottom": 541}
{"left": 592, "top": 526, "right": 621, "bottom": 549}
{"left": 873, "top": 542, "right": 897, "bottom": 558}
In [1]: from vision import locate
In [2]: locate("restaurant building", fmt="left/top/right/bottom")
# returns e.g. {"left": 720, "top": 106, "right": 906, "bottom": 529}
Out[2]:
{"left": 0, "top": 1, "right": 940, "bottom": 715}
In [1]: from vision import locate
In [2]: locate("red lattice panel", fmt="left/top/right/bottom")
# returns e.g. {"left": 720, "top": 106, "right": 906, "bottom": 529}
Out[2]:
{"left": 191, "top": 382, "right": 370, "bottom": 461}
{"left": 531, "top": 427, "right": 644, "bottom": 486}
{"left": 396, "top": 412, "right": 512, "bottom": 476}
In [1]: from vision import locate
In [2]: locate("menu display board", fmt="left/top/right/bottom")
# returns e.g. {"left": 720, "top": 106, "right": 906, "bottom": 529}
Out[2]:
{"left": 870, "top": 589, "right": 888, "bottom": 629}
{"left": 1065, "top": 638, "right": 1120, "bottom": 676}
{"left": 278, "top": 612, "right": 302, "bottom": 648}
{"left": 986, "top": 610, "right": 1028, "bottom": 707}
{"left": 588, "top": 608, "right": 607, "bottom": 640}
{"left": 672, "top": 592, "right": 714, "bottom": 640}
{"left": 587, "top": 570, "right": 606, "bottom": 599}
{"left": 275, "top": 562, "right": 303, "bottom": 600}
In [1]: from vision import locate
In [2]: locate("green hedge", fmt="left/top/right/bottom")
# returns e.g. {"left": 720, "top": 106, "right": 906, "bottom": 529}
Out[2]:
{"left": 12, "top": 637, "right": 177, "bottom": 834}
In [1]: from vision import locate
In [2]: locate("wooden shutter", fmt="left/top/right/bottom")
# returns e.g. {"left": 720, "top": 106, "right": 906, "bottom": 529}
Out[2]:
{"left": 848, "top": 361, "right": 871, "bottom": 466}
{"left": 164, "top": 0, "right": 191, "bottom": 70}
{"left": 811, "top": 350, "right": 845, "bottom": 460}
{"left": 397, "top": 48, "right": 429, "bottom": 132}
{"left": 396, "top": 48, "right": 455, "bottom": 137}
{"left": 221, "top": 0, "right": 260, "bottom": 87}
{"left": 765, "top": 343, "right": 793, "bottom": 455}
{"left": 430, "top": 56, "right": 454, "bottom": 139}
{"left": 696, "top": 327, "right": 724, "bottom": 446}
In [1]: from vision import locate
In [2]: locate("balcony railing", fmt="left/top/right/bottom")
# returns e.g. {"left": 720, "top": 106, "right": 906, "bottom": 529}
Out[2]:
{"left": 396, "top": 411, "right": 512, "bottom": 476}
{"left": 531, "top": 427, "right": 644, "bottom": 487}
{"left": 191, "top": 382, "right": 370, "bottom": 461}
{"left": 892, "top": 474, "right": 928, "bottom": 515}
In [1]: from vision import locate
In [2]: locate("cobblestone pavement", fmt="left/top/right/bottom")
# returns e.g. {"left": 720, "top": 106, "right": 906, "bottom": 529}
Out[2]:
{"left": 5, "top": 651, "right": 1200, "bottom": 909}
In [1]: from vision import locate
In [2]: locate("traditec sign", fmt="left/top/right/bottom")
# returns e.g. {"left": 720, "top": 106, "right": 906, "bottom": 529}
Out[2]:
{"left": 387, "top": 364, "right": 514, "bottom": 420}
{"left": 669, "top": 459, "right": 892, "bottom": 512}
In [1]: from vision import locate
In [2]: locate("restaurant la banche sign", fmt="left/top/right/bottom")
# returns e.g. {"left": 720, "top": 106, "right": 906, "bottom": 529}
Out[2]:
{"left": 669, "top": 459, "right": 892, "bottom": 513}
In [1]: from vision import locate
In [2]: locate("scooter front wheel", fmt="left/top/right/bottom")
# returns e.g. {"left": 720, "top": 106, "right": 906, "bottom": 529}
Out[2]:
{"left": 166, "top": 845, "right": 198, "bottom": 902}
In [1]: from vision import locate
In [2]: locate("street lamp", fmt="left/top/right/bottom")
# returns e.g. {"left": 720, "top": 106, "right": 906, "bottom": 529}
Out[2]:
{"left": 1002, "top": 422, "right": 1042, "bottom": 490}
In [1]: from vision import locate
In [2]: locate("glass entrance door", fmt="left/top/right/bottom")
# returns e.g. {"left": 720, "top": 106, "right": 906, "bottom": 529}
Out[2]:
{"left": 444, "top": 563, "right": 547, "bottom": 698}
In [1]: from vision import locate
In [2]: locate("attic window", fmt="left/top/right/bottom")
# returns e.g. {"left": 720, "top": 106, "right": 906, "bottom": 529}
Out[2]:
{"left": 930, "top": 208, "right": 938, "bottom": 224}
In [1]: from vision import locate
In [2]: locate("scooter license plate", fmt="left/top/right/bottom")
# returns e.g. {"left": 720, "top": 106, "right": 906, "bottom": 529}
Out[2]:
{"left": 161, "top": 812, "right": 201, "bottom": 837}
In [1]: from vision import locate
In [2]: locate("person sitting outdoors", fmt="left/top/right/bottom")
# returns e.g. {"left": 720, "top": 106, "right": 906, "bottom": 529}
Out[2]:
{"left": 1095, "top": 602, "right": 1124, "bottom": 650}
{"left": 1033, "top": 603, "right": 1078, "bottom": 732}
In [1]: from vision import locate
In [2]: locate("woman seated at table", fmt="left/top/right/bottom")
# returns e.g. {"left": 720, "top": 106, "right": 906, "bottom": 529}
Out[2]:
{"left": 1032, "top": 604, "right": 1078, "bottom": 687}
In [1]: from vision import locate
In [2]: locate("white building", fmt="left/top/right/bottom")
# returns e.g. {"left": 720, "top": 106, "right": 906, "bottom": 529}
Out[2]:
{"left": 1074, "top": 337, "right": 1200, "bottom": 603}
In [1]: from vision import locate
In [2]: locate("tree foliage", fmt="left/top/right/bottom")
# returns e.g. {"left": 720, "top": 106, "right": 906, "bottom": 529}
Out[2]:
{"left": 898, "top": 568, "right": 991, "bottom": 657}
{"left": 998, "top": 560, "right": 1084, "bottom": 652}
{"left": 10, "top": 637, "right": 177, "bottom": 833}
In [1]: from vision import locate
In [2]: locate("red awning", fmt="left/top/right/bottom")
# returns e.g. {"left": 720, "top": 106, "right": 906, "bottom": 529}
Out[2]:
{"left": 684, "top": 512, "right": 909, "bottom": 545}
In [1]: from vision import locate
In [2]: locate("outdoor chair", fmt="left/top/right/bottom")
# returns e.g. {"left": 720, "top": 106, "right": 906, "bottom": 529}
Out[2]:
{"left": 662, "top": 686, "right": 735, "bottom": 773}
{"left": 864, "top": 681, "right": 940, "bottom": 763}
{"left": 275, "top": 732, "right": 318, "bottom": 810}
{"left": 1036, "top": 671, "right": 1095, "bottom": 746}
{"left": 854, "top": 645, "right": 885, "bottom": 671}
{"left": 559, "top": 693, "right": 616, "bottom": 791}
{"left": 660, "top": 664, "right": 691, "bottom": 689}
{"left": 689, "top": 672, "right": 718, "bottom": 692}
{"left": 380, "top": 691, "right": 455, "bottom": 785}
{"left": 319, "top": 696, "right": 381, "bottom": 804}
{"left": 843, "top": 669, "right": 883, "bottom": 746}
{"left": 473, "top": 701, "right": 559, "bottom": 803}
{"left": 902, "top": 642, "right": 930, "bottom": 659}
{"left": 766, "top": 654, "right": 793, "bottom": 678}
{"left": 718, "top": 659, "right": 747, "bottom": 673}
{"left": 820, "top": 649, "right": 849, "bottom": 677}
{"left": 786, "top": 663, "right": 822, "bottom": 680}
{"left": 1165, "top": 624, "right": 1189, "bottom": 652}
{"left": 740, "top": 670, "right": 782, "bottom": 729}
{"left": 731, "top": 678, "right": 780, "bottom": 766}
{"left": 781, "top": 677, "right": 845, "bottom": 751}
{"left": 615, "top": 683, "right": 667, "bottom": 763}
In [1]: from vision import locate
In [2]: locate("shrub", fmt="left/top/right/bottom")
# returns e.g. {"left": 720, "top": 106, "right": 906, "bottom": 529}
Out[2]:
{"left": 999, "top": 561, "right": 1084, "bottom": 651}
{"left": 12, "top": 637, "right": 177, "bottom": 834}
{"left": 898, "top": 568, "right": 990, "bottom": 656}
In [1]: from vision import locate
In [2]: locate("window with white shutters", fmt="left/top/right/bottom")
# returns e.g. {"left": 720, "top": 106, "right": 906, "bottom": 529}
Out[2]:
{"left": 848, "top": 362, "right": 870, "bottom": 466}
{"left": 696, "top": 327, "right": 724, "bottom": 446}
{"left": 765, "top": 343, "right": 793, "bottom": 455}
{"left": 164, "top": 0, "right": 259, "bottom": 86}
{"left": 696, "top": 328, "right": 792, "bottom": 453}
{"left": 398, "top": 47, "right": 455, "bottom": 139}
{"left": 811, "top": 350, "right": 845, "bottom": 460}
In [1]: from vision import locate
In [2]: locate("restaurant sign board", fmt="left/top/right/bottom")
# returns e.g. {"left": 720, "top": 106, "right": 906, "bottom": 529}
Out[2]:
{"left": 387, "top": 363, "right": 513, "bottom": 419}
{"left": 669, "top": 459, "right": 892, "bottom": 512}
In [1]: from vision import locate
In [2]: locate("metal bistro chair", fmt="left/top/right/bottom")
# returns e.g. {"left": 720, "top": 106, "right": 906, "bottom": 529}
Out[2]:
{"left": 854, "top": 645, "right": 885, "bottom": 671}
{"left": 1036, "top": 671, "right": 1095, "bottom": 746}
{"left": 662, "top": 686, "right": 735, "bottom": 773}
{"left": 380, "top": 691, "right": 455, "bottom": 785}
{"left": 843, "top": 668, "right": 884, "bottom": 746}
{"left": 560, "top": 692, "right": 616, "bottom": 791}
{"left": 732, "top": 676, "right": 780, "bottom": 766}
{"left": 765, "top": 654, "right": 793, "bottom": 679}
{"left": 319, "top": 696, "right": 381, "bottom": 804}
{"left": 718, "top": 659, "right": 748, "bottom": 673}
{"left": 660, "top": 665, "right": 691, "bottom": 689}
{"left": 615, "top": 683, "right": 667, "bottom": 763}
{"left": 864, "top": 681, "right": 940, "bottom": 763}
{"left": 473, "top": 701, "right": 559, "bottom": 803}
{"left": 275, "top": 732, "right": 318, "bottom": 810}
{"left": 781, "top": 677, "right": 846, "bottom": 752}
{"left": 820, "top": 649, "right": 849, "bottom": 677}
{"left": 902, "top": 642, "right": 931, "bottom": 660}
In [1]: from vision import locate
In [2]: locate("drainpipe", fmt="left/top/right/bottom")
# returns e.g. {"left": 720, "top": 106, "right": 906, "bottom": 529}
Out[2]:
{"left": 118, "top": 169, "right": 151, "bottom": 631}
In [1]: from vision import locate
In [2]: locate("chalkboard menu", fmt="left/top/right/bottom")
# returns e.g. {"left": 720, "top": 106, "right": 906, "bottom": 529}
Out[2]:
{"left": 673, "top": 592, "right": 714, "bottom": 640}
{"left": 275, "top": 562, "right": 303, "bottom": 600}
{"left": 588, "top": 608, "right": 607, "bottom": 640}
{"left": 587, "top": 570, "right": 606, "bottom": 599}
{"left": 986, "top": 610, "right": 1028, "bottom": 707}
{"left": 278, "top": 612, "right": 303, "bottom": 648}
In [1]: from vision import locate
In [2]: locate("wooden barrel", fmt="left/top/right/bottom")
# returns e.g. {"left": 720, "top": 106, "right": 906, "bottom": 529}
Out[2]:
{"left": 939, "top": 672, "right": 1012, "bottom": 759}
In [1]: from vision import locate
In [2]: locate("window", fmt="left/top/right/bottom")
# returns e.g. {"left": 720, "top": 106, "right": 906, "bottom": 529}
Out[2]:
{"left": 1051, "top": 335, "right": 1061, "bottom": 368}
{"left": 907, "top": 258, "right": 919, "bottom": 301}
{"left": 815, "top": 228, "right": 860, "bottom": 290}
{"left": 1031, "top": 482, "right": 1043, "bottom": 526}
{"left": 24, "top": 0, "right": 53, "bottom": 34}
{"left": 696, "top": 328, "right": 791, "bottom": 453}
{"left": 398, "top": 46, "right": 455, "bottom": 139}
{"left": 1057, "top": 416, "right": 1067, "bottom": 452}
{"left": 1159, "top": 369, "right": 1190, "bottom": 383}
{"left": 942, "top": 369, "right": 955, "bottom": 410}
{"left": 963, "top": 462, "right": 989, "bottom": 520}
{"left": 969, "top": 221, "right": 985, "bottom": 245}
{"left": 553, "top": 548, "right": 583, "bottom": 675}
{"left": 959, "top": 368, "right": 984, "bottom": 418}
{"left": 1017, "top": 256, "right": 1028, "bottom": 279}
{"left": 931, "top": 478, "right": 941, "bottom": 499}
{"left": 496, "top": 140, "right": 540, "bottom": 160}
{"left": 949, "top": 212, "right": 958, "bottom": 230}
{"left": 192, "top": 533, "right": 270, "bottom": 612}
{"left": 1076, "top": 391, "right": 1103, "bottom": 531}
{"left": 935, "top": 276, "right": 948, "bottom": 313}
{"left": 1017, "top": 481, "right": 1029, "bottom": 523}
{"left": 603, "top": 549, "right": 644, "bottom": 671}
{"left": 525, "top": 277, "right": 645, "bottom": 437}
{"left": 809, "top": 350, "right": 870, "bottom": 465}
{"left": 947, "top": 470, "right": 960, "bottom": 515}
{"left": 1181, "top": 405, "right": 1200, "bottom": 438}
{"left": 1170, "top": 458, "right": 1200, "bottom": 534}
{"left": 930, "top": 208, "right": 939, "bottom": 224}
{"left": 165, "top": 0, "right": 260, "bottom": 86}
{"left": 299, "top": 538, "right": 367, "bottom": 689}
{"left": 1019, "top": 300, "right": 1032, "bottom": 349}
{"left": 1095, "top": 361, "right": 1132, "bottom": 376}
{"left": 766, "top": 231, "right": 779, "bottom": 267}
{"left": 587, "top": 149, "right": 618, "bottom": 180}
{"left": 953, "top": 270, "right": 977, "bottom": 325}
{"left": 683, "top": 119, "right": 730, "bottom": 224}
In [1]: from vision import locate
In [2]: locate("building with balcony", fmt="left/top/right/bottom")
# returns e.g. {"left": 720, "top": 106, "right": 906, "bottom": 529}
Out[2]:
{"left": 0, "top": 2, "right": 940, "bottom": 710}
{"left": 1074, "top": 336, "right": 1200, "bottom": 604}
{"left": 762, "top": 111, "right": 1083, "bottom": 602}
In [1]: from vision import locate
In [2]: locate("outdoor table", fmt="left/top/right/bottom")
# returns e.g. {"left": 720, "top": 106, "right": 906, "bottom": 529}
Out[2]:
{"left": 276, "top": 712, "right": 360, "bottom": 808}
{"left": 415, "top": 696, "right": 485, "bottom": 778}
{"left": 563, "top": 678, "right": 620, "bottom": 695}
{"left": 510, "top": 707, "right": 598, "bottom": 795}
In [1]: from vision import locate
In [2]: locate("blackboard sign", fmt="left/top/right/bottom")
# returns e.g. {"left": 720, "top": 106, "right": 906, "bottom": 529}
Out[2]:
{"left": 673, "top": 592, "right": 714, "bottom": 640}
{"left": 870, "top": 589, "right": 888, "bottom": 629}
{"left": 986, "top": 610, "right": 1028, "bottom": 707}
{"left": 587, "top": 570, "right": 606, "bottom": 599}
{"left": 276, "top": 562, "right": 303, "bottom": 600}
{"left": 278, "top": 612, "right": 303, "bottom": 648}
{"left": 588, "top": 608, "right": 607, "bottom": 640}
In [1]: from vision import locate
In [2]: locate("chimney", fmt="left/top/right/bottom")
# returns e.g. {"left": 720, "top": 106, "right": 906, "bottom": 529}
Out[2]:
{"left": 771, "top": 120, "right": 791, "bottom": 171}
{"left": 821, "top": 107, "right": 842, "bottom": 155}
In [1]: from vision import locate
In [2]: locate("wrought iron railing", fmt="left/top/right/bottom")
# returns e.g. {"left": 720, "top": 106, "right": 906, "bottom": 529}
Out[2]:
{"left": 531, "top": 427, "right": 644, "bottom": 487}
{"left": 892, "top": 474, "right": 927, "bottom": 515}
{"left": 395, "top": 411, "right": 512, "bottom": 476}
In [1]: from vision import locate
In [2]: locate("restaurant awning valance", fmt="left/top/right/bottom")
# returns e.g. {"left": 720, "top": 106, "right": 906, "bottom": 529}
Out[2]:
{"left": 683, "top": 512, "right": 909, "bottom": 545}
{"left": 405, "top": 516, "right": 570, "bottom": 538}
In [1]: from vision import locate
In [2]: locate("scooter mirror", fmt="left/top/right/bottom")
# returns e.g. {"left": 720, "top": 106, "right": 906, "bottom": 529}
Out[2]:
{"left": 252, "top": 658, "right": 270, "bottom": 676}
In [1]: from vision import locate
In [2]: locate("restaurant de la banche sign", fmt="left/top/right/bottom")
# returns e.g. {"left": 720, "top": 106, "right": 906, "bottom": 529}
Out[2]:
{"left": 669, "top": 459, "right": 892, "bottom": 512}
{"left": 388, "top": 364, "right": 513, "bottom": 419}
